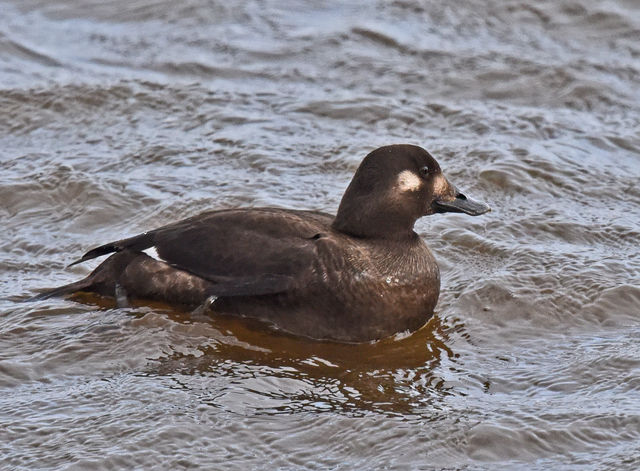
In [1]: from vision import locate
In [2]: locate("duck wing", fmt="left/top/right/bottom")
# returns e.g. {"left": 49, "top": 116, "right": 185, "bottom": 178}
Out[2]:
{"left": 69, "top": 208, "right": 332, "bottom": 296}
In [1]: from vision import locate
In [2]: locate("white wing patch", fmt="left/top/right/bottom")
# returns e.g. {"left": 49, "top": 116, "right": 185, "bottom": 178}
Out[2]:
{"left": 396, "top": 170, "right": 423, "bottom": 192}
{"left": 143, "top": 246, "right": 163, "bottom": 262}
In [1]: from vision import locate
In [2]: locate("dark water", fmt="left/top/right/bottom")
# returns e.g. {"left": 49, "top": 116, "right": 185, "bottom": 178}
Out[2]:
{"left": 2, "top": 0, "right": 640, "bottom": 469}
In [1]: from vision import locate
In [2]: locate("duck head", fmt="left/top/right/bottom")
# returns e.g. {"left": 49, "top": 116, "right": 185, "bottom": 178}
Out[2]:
{"left": 332, "top": 144, "right": 490, "bottom": 239}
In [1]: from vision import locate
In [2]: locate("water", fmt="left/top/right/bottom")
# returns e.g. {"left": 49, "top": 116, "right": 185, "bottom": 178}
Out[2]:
{"left": 1, "top": 0, "right": 639, "bottom": 469}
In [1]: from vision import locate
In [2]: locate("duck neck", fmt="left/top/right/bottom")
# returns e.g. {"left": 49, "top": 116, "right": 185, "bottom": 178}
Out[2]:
{"left": 332, "top": 204, "right": 417, "bottom": 240}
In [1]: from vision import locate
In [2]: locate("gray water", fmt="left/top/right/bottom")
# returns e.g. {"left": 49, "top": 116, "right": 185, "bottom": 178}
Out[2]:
{"left": 1, "top": 1, "right": 640, "bottom": 469}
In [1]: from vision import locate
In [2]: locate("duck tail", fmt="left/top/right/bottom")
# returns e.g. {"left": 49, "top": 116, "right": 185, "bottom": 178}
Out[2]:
{"left": 27, "top": 250, "right": 141, "bottom": 303}
{"left": 28, "top": 277, "right": 95, "bottom": 302}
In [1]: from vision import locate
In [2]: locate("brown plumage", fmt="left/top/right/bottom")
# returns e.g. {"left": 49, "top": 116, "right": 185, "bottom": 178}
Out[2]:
{"left": 34, "top": 145, "right": 490, "bottom": 342}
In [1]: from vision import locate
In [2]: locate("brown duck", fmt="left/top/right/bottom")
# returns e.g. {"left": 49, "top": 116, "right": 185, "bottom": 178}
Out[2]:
{"left": 35, "top": 145, "right": 490, "bottom": 342}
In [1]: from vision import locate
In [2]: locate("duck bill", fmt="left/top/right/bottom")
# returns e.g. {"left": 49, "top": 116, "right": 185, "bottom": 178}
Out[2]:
{"left": 433, "top": 186, "right": 490, "bottom": 216}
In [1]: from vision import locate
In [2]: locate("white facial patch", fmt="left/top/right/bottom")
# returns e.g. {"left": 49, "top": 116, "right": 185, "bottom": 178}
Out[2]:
{"left": 432, "top": 174, "right": 448, "bottom": 194}
{"left": 395, "top": 170, "right": 423, "bottom": 192}
{"left": 143, "top": 246, "right": 163, "bottom": 262}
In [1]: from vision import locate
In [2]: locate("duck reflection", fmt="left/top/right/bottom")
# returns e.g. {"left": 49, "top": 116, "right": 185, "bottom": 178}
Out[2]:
{"left": 163, "top": 307, "right": 461, "bottom": 415}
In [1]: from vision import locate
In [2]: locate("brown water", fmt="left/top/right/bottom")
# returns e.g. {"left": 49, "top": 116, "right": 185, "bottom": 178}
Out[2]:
{"left": 1, "top": 0, "right": 640, "bottom": 469}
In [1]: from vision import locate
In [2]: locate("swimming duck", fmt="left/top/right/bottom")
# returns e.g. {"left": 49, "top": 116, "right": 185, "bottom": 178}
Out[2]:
{"left": 36, "top": 144, "right": 489, "bottom": 342}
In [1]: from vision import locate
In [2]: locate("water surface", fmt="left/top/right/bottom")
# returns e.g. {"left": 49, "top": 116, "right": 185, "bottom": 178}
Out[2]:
{"left": 1, "top": 1, "right": 639, "bottom": 469}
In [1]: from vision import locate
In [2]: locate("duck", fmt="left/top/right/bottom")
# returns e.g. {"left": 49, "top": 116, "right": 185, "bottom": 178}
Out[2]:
{"left": 35, "top": 144, "right": 490, "bottom": 342}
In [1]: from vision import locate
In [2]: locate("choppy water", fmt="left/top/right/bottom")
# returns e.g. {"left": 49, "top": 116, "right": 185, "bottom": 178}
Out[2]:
{"left": 1, "top": 0, "right": 640, "bottom": 469}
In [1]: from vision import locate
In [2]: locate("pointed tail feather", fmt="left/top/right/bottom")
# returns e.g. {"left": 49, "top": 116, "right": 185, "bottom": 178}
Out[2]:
{"left": 29, "top": 249, "right": 146, "bottom": 302}
{"left": 67, "top": 231, "right": 155, "bottom": 267}
{"left": 27, "top": 278, "right": 94, "bottom": 302}
{"left": 67, "top": 243, "right": 120, "bottom": 267}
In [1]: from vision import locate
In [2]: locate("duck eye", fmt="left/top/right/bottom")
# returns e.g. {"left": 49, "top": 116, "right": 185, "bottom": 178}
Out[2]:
{"left": 420, "top": 166, "right": 430, "bottom": 176}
